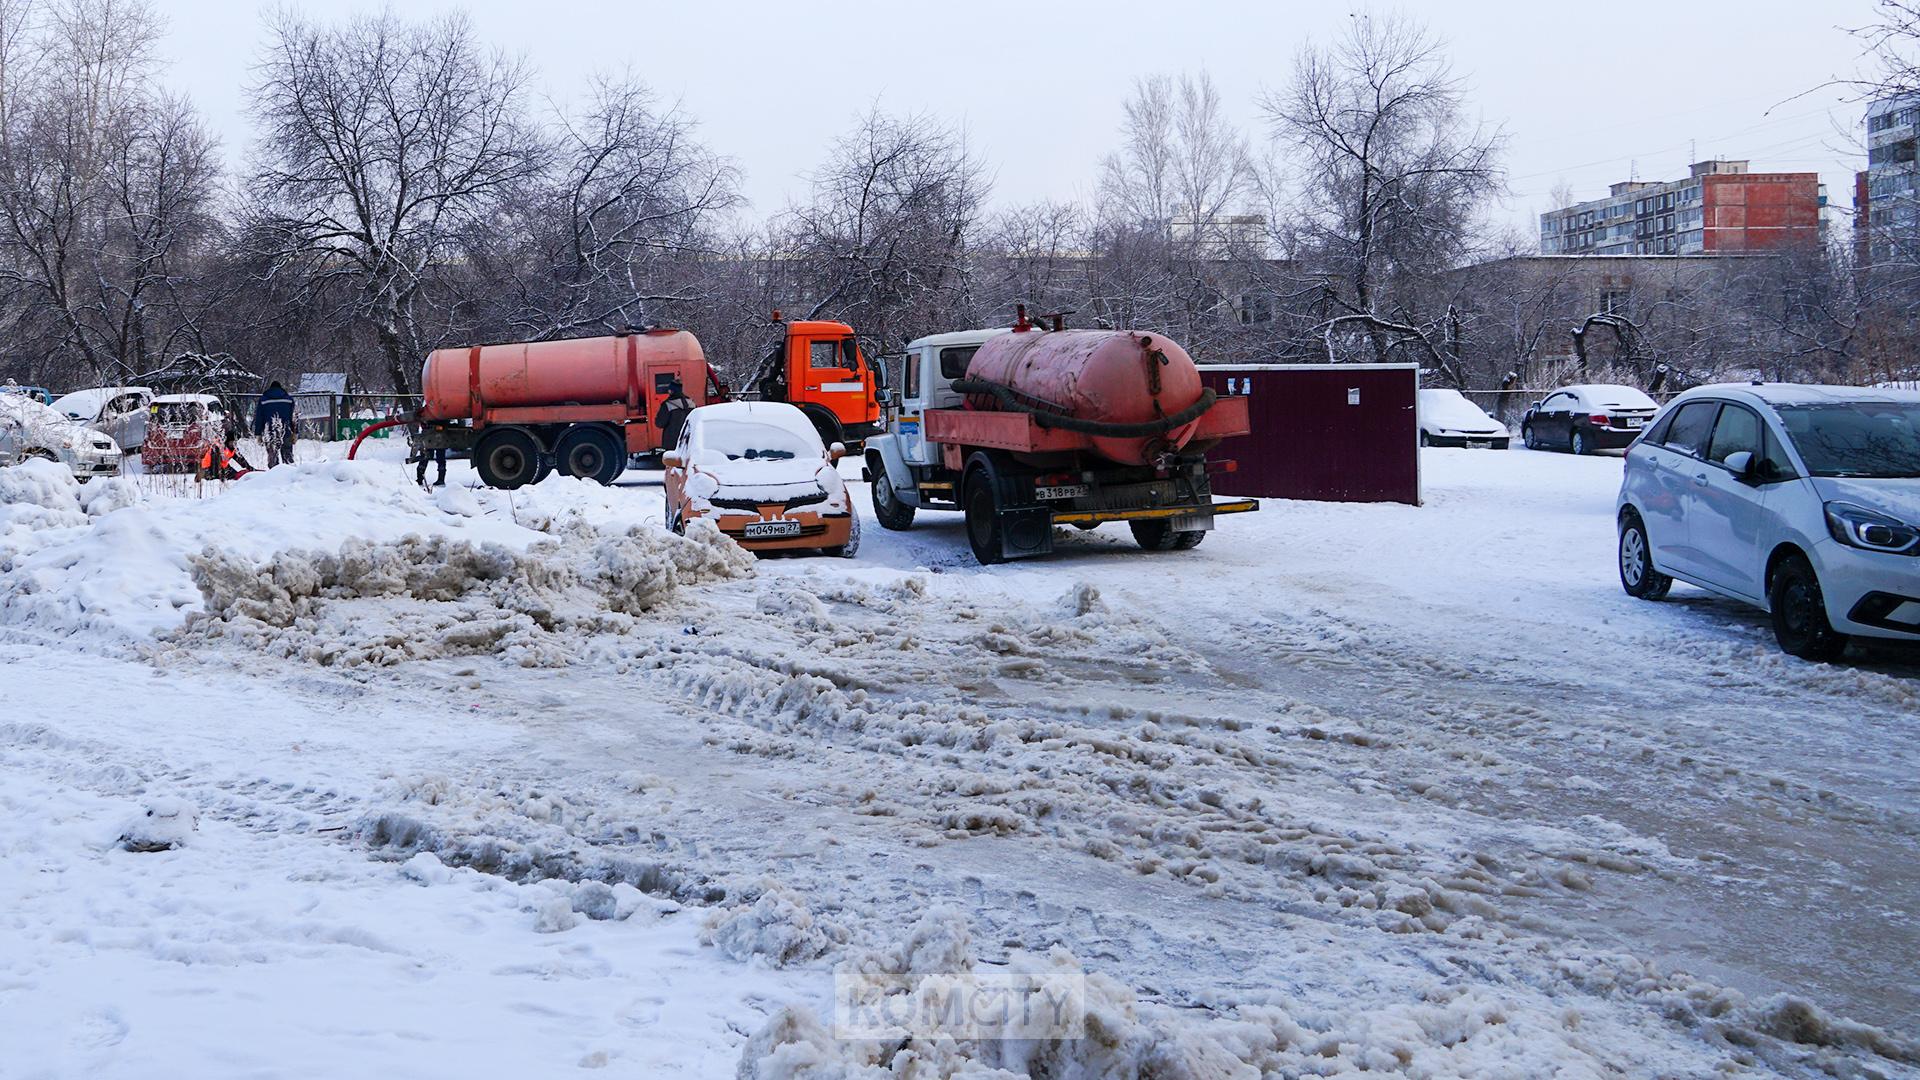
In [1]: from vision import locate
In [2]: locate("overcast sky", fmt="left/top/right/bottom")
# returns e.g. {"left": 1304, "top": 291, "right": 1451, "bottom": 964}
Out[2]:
{"left": 158, "top": 0, "right": 1877, "bottom": 239}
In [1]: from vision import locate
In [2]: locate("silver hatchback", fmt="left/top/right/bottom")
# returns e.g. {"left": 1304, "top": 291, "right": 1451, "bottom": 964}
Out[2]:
{"left": 1615, "top": 383, "right": 1920, "bottom": 659}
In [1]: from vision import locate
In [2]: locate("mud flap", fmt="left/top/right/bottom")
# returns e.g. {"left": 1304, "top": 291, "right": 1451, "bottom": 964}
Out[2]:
{"left": 997, "top": 505, "right": 1054, "bottom": 559}
{"left": 1169, "top": 510, "right": 1215, "bottom": 532}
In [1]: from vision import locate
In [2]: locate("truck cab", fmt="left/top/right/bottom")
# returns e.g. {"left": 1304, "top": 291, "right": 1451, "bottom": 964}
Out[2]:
{"left": 868, "top": 328, "right": 1006, "bottom": 493}
{"left": 750, "top": 318, "right": 888, "bottom": 448}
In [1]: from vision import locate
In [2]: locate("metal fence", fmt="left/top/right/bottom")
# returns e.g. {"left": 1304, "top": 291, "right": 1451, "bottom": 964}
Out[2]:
{"left": 222, "top": 392, "right": 422, "bottom": 441}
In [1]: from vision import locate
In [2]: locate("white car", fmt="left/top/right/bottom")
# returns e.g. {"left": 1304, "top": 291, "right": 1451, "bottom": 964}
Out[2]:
{"left": 662, "top": 401, "right": 859, "bottom": 557}
{"left": 1616, "top": 383, "right": 1920, "bottom": 659}
{"left": 1417, "top": 388, "right": 1510, "bottom": 448}
{"left": 0, "top": 392, "right": 123, "bottom": 479}
{"left": 52, "top": 385, "right": 154, "bottom": 452}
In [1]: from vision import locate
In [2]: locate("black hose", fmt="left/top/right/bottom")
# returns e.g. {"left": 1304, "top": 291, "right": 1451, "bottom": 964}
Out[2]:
{"left": 951, "top": 378, "right": 1218, "bottom": 437}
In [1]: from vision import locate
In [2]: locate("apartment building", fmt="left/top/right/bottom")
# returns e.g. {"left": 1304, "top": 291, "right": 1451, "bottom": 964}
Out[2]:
{"left": 1540, "top": 160, "right": 1823, "bottom": 255}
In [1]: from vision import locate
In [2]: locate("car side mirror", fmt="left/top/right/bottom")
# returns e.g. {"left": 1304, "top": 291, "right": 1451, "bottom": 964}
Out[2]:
{"left": 661, "top": 451, "right": 684, "bottom": 468}
{"left": 1723, "top": 450, "right": 1756, "bottom": 480}
{"left": 876, "top": 389, "right": 895, "bottom": 407}
{"left": 828, "top": 442, "right": 847, "bottom": 461}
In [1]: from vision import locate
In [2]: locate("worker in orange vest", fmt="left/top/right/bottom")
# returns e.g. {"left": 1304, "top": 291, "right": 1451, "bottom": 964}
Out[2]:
{"left": 198, "top": 442, "right": 255, "bottom": 481}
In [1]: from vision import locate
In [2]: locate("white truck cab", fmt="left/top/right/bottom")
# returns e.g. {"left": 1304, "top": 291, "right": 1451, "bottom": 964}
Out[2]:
{"left": 866, "top": 328, "right": 1008, "bottom": 502}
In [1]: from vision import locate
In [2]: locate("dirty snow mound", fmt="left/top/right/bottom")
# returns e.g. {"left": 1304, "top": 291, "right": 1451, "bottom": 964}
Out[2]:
{"left": 737, "top": 909, "right": 1260, "bottom": 1079}
{"left": 700, "top": 880, "right": 850, "bottom": 967}
{"left": 177, "top": 520, "right": 753, "bottom": 667}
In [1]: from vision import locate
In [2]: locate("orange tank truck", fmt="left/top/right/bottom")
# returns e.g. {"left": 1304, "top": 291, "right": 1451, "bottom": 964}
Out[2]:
{"left": 416, "top": 329, "right": 729, "bottom": 489}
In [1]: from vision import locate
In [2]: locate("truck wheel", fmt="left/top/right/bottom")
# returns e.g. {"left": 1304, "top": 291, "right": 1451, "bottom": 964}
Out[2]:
{"left": 473, "top": 428, "right": 541, "bottom": 490}
{"left": 1130, "top": 519, "right": 1205, "bottom": 551}
{"left": 801, "top": 405, "right": 844, "bottom": 448}
{"left": 869, "top": 459, "right": 916, "bottom": 531}
{"left": 963, "top": 467, "right": 1006, "bottom": 565}
{"left": 556, "top": 426, "right": 622, "bottom": 485}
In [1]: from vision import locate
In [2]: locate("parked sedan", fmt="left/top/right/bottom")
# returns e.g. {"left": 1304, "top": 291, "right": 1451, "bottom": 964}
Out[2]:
{"left": 0, "top": 392, "right": 122, "bottom": 479}
{"left": 1616, "top": 383, "right": 1920, "bottom": 659}
{"left": 663, "top": 401, "right": 859, "bottom": 557}
{"left": 1417, "top": 389, "right": 1510, "bottom": 448}
{"left": 1522, "top": 384, "right": 1659, "bottom": 454}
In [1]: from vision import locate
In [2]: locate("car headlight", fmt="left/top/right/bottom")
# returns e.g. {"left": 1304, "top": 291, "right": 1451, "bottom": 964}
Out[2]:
{"left": 686, "top": 471, "right": 719, "bottom": 501}
{"left": 1824, "top": 501, "right": 1920, "bottom": 555}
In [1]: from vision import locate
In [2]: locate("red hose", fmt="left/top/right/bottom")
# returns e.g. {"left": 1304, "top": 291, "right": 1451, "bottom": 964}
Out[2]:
{"left": 346, "top": 418, "right": 409, "bottom": 460}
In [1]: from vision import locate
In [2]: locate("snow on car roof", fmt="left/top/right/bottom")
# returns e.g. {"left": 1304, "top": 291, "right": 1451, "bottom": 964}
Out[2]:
{"left": 1561, "top": 383, "right": 1657, "bottom": 407}
{"left": 1685, "top": 382, "right": 1920, "bottom": 407}
{"left": 51, "top": 386, "right": 151, "bottom": 418}
{"left": 687, "top": 400, "right": 820, "bottom": 437}
{"left": 0, "top": 392, "right": 83, "bottom": 434}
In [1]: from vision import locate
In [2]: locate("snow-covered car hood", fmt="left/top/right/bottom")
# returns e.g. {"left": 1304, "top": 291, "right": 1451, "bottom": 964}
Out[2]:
{"left": 1810, "top": 476, "right": 1920, "bottom": 525}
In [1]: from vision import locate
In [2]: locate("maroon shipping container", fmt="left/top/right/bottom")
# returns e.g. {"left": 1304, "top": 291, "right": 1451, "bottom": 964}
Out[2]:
{"left": 1199, "top": 364, "right": 1420, "bottom": 505}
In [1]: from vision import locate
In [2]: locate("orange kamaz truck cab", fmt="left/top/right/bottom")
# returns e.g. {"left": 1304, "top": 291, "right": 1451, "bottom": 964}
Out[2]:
{"left": 749, "top": 316, "right": 887, "bottom": 448}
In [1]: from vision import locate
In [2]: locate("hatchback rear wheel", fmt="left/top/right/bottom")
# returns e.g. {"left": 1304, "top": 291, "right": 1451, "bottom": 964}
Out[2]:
{"left": 1618, "top": 513, "right": 1671, "bottom": 600}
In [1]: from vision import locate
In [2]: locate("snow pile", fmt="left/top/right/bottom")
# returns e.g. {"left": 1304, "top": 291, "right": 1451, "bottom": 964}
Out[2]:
{"left": 738, "top": 909, "right": 1259, "bottom": 1079}
{"left": 0, "top": 460, "right": 743, "bottom": 647}
{"left": 176, "top": 519, "right": 752, "bottom": 667}
{"left": 0, "top": 457, "right": 96, "bottom": 531}
{"left": 699, "top": 880, "right": 849, "bottom": 967}
{"left": 116, "top": 796, "right": 198, "bottom": 852}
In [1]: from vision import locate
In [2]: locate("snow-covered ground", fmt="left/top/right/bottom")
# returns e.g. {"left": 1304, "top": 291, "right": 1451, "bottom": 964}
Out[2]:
{"left": 2, "top": 443, "right": 1916, "bottom": 1078}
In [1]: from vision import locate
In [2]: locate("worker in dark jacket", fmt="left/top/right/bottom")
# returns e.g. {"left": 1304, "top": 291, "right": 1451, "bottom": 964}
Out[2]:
{"left": 654, "top": 379, "right": 693, "bottom": 451}
{"left": 252, "top": 381, "right": 296, "bottom": 467}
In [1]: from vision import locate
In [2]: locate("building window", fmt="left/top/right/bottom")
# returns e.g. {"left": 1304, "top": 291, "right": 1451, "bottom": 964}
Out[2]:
{"left": 1600, "top": 288, "right": 1630, "bottom": 313}
{"left": 1870, "top": 139, "right": 1918, "bottom": 165}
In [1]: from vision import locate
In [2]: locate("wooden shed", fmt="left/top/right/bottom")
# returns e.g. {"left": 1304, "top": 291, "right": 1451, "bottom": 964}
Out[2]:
{"left": 1198, "top": 364, "right": 1420, "bottom": 505}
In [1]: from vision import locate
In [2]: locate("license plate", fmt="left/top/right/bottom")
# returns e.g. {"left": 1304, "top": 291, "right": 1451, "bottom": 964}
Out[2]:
{"left": 1625, "top": 418, "right": 1644, "bottom": 428}
{"left": 1035, "top": 484, "right": 1090, "bottom": 500}
{"left": 1466, "top": 440, "right": 1489, "bottom": 449}
{"left": 743, "top": 520, "right": 802, "bottom": 538}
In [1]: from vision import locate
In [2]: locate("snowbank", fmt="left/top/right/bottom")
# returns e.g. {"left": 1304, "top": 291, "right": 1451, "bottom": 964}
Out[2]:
{"left": 0, "top": 460, "right": 722, "bottom": 646}
{"left": 179, "top": 519, "right": 752, "bottom": 667}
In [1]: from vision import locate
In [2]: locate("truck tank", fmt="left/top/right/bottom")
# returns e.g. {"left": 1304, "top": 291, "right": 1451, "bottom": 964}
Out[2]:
{"left": 958, "top": 329, "right": 1217, "bottom": 467}
{"left": 418, "top": 330, "right": 706, "bottom": 421}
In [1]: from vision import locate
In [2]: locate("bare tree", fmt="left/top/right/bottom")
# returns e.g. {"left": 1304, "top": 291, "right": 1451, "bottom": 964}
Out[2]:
{"left": 1263, "top": 12, "right": 1505, "bottom": 367}
{"left": 779, "top": 108, "right": 987, "bottom": 350}
{"left": 0, "top": 0, "right": 224, "bottom": 384}
{"left": 474, "top": 76, "right": 739, "bottom": 340}
{"left": 247, "top": 8, "right": 540, "bottom": 393}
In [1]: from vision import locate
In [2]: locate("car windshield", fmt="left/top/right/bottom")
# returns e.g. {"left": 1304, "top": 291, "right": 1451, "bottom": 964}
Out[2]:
{"left": 700, "top": 418, "right": 820, "bottom": 461}
{"left": 1775, "top": 403, "right": 1920, "bottom": 478}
